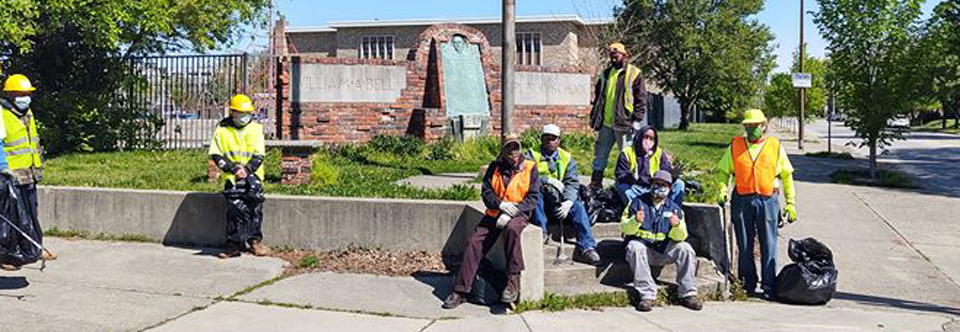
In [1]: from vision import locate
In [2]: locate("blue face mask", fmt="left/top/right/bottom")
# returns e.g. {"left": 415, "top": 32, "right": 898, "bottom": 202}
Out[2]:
{"left": 653, "top": 185, "right": 670, "bottom": 199}
{"left": 232, "top": 112, "right": 252, "bottom": 127}
{"left": 13, "top": 96, "right": 31, "bottom": 112}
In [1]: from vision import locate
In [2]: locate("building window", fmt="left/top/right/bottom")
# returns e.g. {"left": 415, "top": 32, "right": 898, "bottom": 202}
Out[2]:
{"left": 360, "top": 36, "right": 394, "bottom": 60}
{"left": 516, "top": 32, "right": 542, "bottom": 66}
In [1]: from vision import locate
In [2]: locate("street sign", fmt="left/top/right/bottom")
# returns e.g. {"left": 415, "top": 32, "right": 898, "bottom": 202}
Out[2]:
{"left": 792, "top": 73, "right": 812, "bottom": 88}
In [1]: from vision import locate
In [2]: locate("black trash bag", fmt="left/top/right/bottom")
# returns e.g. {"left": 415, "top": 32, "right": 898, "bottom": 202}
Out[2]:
{"left": 468, "top": 258, "right": 506, "bottom": 305}
{"left": 0, "top": 175, "right": 42, "bottom": 266}
{"left": 583, "top": 186, "right": 623, "bottom": 225}
{"left": 222, "top": 176, "right": 265, "bottom": 244}
{"left": 776, "top": 238, "right": 839, "bottom": 305}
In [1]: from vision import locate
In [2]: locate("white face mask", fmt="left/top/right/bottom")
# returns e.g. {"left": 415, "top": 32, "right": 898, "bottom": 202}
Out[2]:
{"left": 233, "top": 113, "right": 252, "bottom": 127}
{"left": 13, "top": 96, "right": 31, "bottom": 112}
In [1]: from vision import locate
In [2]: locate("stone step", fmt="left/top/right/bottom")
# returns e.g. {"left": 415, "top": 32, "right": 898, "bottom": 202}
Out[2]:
{"left": 546, "top": 222, "right": 621, "bottom": 242}
{"left": 543, "top": 238, "right": 626, "bottom": 261}
{"left": 543, "top": 256, "right": 724, "bottom": 297}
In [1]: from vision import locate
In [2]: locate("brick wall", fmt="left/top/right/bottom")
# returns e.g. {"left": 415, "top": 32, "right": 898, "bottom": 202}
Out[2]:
{"left": 277, "top": 23, "right": 598, "bottom": 144}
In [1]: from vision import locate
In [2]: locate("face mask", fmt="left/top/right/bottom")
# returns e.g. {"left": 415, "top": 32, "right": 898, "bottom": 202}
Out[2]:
{"left": 642, "top": 138, "right": 655, "bottom": 152}
{"left": 233, "top": 113, "right": 252, "bottom": 127}
{"left": 13, "top": 96, "right": 31, "bottom": 112}
{"left": 746, "top": 126, "right": 763, "bottom": 141}
{"left": 653, "top": 185, "right": 670, "bottom": 199}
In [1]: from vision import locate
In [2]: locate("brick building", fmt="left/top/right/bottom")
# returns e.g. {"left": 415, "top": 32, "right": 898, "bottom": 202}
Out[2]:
{"left": 274, "top": 15, "right": 675, "bottom": 144}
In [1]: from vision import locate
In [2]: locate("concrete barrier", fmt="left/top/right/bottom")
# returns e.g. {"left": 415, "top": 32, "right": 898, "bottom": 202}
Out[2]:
{"left": 37, "top": 186, "right": 545, "bottom": 301}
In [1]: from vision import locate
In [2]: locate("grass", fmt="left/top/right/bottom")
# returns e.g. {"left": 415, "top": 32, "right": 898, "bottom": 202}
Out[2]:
{"left": 830, "top": 169, "right": 920, "bottom": 189}
{"left": 512, "top": 283, "right": 732, "bottom": 314}
{"left": 43, "top": 124, "right": 741, "bottom": 203}
{"left": 805, "top": 151, "right": 854, "bottom": 160}
{"left": 913, "top": 119, "right": 960, "bottom": 135}
{"left": 44, "top": 227, "right": 157, "bottom": 243}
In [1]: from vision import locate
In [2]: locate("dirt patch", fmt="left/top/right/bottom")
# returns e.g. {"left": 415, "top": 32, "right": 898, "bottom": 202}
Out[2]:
{"left": 270, "top": 245, "right": 448, "bottom": 277}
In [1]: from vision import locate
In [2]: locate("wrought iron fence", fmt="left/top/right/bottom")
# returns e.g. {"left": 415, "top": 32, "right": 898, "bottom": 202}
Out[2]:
{"left": 126, "top": 53, "right": 275, "bottom": 149}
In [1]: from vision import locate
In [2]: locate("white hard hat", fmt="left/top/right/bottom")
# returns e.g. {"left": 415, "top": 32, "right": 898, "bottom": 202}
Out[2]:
{"left": 542, "top": 124, "right": 561, "bottom": 137}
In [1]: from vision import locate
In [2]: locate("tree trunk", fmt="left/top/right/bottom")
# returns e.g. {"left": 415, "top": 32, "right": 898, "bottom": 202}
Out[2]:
{"left": 868, "top": 140, "right": 878, "bottom": 181}
{"left": 679, "top": 100, "right": 691, "bottom": 130}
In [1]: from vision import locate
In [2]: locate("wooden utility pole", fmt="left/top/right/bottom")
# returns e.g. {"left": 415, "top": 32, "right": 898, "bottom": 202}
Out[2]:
{"left": 502, "top": 0, "right": 516, "bottom": 140}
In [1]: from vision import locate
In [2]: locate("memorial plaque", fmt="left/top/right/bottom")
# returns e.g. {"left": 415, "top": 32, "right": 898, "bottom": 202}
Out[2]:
{"left": 292, "top": 64, "right": 407, "bottom": 103}
{"left": 441, "top": 36, "right": 490, "bottom": 117}
{"left": 516, "top": 72, "right": 591, "bottom": 106}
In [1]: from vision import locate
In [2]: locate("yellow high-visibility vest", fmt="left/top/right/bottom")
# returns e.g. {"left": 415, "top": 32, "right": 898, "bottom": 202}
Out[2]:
{"left": 2, "top": 108, "right": 43, "bottom": 181}
{"left": 208, "top": 122, "right": 266, "bottom": 184}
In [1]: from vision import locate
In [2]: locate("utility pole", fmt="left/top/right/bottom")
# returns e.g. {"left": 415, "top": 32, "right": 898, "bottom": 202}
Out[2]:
{"left": 798, "top": 0, "right": 806, "bottom": 150}
{"left": 502, "top": 0, "right": 516, "bottom": 141}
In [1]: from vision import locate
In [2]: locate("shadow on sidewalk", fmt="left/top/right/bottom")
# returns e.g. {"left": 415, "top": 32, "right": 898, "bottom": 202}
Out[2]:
{"left": 833, "top": 291, "right": 960, "bottom": 317}
{"left": 0, "top": 276, "right": 28, "bottom": 290}
{"left": 411, "top": 271, "right": 509, "bottom": 315}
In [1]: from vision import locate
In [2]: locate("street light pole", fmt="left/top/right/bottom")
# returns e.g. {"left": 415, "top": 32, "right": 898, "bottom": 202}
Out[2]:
{"left": 502, "top": 0, "right": 516, "bottom": 141}
{"left": 798, "top": 0, "right": 806, "bottom": 150}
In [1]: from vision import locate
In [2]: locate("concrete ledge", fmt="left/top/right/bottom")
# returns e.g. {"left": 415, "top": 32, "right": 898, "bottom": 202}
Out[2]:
{"left": 682, "top": 203, "right": 731, "bottom": 275}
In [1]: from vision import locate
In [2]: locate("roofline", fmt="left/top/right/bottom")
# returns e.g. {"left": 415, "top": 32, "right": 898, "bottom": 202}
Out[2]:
{"left": 287, "top": 15, "right": 612, "bottom": 33}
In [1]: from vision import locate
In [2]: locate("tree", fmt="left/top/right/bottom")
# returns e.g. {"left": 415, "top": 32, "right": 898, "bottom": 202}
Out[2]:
{"left": 814, "top": 0, "right": 924, "bottom": 179}
{"left": 917, "top": 0, "right": 960, "bottom": 130}
{"left": 0, "top": 0, "right": 269, "bottom": 154}
{"left": 616, "top": 0, "right": 775, "bottom": 129}
{"left": 764, "top": 48, "right": 830, "bottom": 119}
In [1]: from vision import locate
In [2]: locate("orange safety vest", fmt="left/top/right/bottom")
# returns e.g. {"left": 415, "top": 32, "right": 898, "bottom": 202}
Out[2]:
{"left": 732, "top": 136, "right": 781, "bottom": 197}
{"left": 485, "top": 160, "right": 536, "bottom": 217}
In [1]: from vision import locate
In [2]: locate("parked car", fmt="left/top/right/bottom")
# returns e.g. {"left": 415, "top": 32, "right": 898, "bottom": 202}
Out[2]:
{"left": 888, "top": 116, "right": 910, "bottom": 128}
{"left": 827, "top": 112, "right": 845, "bottom": 122}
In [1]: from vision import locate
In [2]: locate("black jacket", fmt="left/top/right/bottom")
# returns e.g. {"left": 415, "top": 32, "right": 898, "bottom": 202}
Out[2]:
{"left": 481, "top": 156, "right": 541, "bottom": 217}
{"left": 616, "top": 125, "right": 672, "bottom": 187}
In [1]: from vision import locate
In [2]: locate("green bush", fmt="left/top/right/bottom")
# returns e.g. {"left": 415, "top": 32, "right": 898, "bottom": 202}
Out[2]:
{"left": 427, "top": 137, "right": 456, "bottom": 161}
{"left": 310, "top": 156, "right": 340, "bottom": 186}
{"left": 367, "top": 135, "right": 425, "bottom": 156}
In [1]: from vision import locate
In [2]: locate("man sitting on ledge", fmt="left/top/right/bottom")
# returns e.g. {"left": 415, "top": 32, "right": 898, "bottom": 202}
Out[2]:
{"left": 622, "top": 170, "right": 702, "bottom": 312}
{"left": 442, "top": 138, "right": 539, "bottom": 309}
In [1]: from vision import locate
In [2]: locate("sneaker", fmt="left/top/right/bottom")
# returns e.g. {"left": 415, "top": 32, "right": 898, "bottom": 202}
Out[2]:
{"left": 248, "top": 239, "right": 272, "bottom": 256}
{"left": 501, "top": 274, "right": 521, "bottom": 304}
{"left": 635, "top": 299, "right": 653, "bottom": 312}
{"left": 679, "top": 296, "right": 702, "bottom": 311}
{"left": 0, "top": 263, "right": 20, "bottom": 271}
{"left": 217, "top": 243, "right": 242, "bottom": 259}
{"left": 41, "top": 250, "right": 58, "bottom": 261}
{"left": 575, "top": 248, "right": 601, "bottom": 265}
{"left": 542, "top": 233, "right": 551, "bottom": 245}
{"left": 441, "top": 291, "right": 466, "bottom": 309}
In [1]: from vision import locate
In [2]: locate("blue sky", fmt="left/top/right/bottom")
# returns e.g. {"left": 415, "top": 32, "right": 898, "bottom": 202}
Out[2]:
{"left": 247, "top": 0, "right": 941, "bottom": 74}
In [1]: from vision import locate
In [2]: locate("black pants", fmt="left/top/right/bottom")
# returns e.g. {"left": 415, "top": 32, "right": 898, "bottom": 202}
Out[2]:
{"left": 223, "top": 182, "right": 264, "bottom": 248}
{"left": 18, "top": 183, "right": 42, "bottom": 246}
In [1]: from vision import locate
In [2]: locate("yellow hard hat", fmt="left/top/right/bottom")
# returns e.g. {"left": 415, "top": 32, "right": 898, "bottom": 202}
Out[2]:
{"left": 742, "top": 109, "right": 767, "bottom": 124}
{"left": 609, "top": 43, "right": 627, "bottom": 55}
{"left": 4, "top": 74, "right": 36, "bottom": 92}
{"left": 229, "top": 94, "right": 254, "bottom": 113}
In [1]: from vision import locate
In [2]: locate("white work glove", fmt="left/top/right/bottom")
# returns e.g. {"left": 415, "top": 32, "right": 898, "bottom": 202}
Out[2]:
{"left": 556, "top": 200, "right": 574, "bottom": 220}
{"left": 499, "top": 202, "right": 520, "bottom": 217}
{"left": 632, "top": 121, "right": 642, "bottom": 131}
{"left": 546, "top": 177, "right": 565, "bottom": 192}
{"left": 496, "top": 214, "right": 511, "bottom": 229}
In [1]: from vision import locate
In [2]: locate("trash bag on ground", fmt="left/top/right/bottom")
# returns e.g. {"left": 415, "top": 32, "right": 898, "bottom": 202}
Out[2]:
{"left": 468, "top": 258, "right": 506, "bottom": 305}
{"left": 0, "top": 174, "right": 42, "bottom": 266}
{"left": 582, "top": 186, "right": 622, "bottom": 225}
{"left": 776, "top": 237, "right": 838, "bottom": 305}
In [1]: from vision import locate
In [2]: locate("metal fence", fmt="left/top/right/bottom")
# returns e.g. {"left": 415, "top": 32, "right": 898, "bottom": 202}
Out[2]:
{"left": 126, "top": 54, "right": 275, "bottom": 149}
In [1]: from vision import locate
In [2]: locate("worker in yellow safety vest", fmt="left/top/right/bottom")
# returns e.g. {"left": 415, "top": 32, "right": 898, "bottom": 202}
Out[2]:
{"left": 208, "top": 94, "right": 269, "bottom": 259}
{"left": 716, "top": 109, "right": 798, "bottom": 300}
{"left": 0, "top": 74, "right": 57, "bottom": 270}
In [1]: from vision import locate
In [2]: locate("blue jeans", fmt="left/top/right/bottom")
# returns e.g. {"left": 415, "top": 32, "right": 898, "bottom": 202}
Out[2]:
{"left": 617, "top": 179, "right": 686, "bottom": 207}
{"left": 731, "top": 192, "right": 779, "bottom": 294}
{"left": 592, "top": 126, "right": 633, "bottom": 174}
{"left": 532, "top": 195, "right": 597, "bottom": 251}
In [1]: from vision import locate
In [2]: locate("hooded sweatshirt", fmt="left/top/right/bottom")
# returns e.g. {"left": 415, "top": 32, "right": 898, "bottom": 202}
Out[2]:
{"left": 615, "top": 125, "right": 672, "bottom": 188}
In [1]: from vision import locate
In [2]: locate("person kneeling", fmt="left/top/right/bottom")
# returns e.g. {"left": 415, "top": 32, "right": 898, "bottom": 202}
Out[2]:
{"left": 442, "top": 138, "right": 538, "bottom": 309}
{"left": 621, "top": 170, "right": 701, "bottom": 312}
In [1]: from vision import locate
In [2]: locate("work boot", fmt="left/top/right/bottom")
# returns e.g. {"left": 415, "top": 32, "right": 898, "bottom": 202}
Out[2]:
{"left": 575, "top": 248, "right": 601, "bottom": 266}
{"left": 679, "top": 296, "right": 703, "bottom": 311}
{"left": 41, "top": 250, "right": 58, "bottom": 261}
{"left": 635, "top": 299, "right": 653, "bottom": 312}
{"left": 0, "top": 263, "right": 20, "bottom": 271}
{"left": 441, "top": 291, "right": 466, "bottom": 309}
{"left": 217, "top": 242, "right": 242, "bottom": 259}
{"left": 501, "top": 274, "right": 521, "bottom": 304}
{"left": 248, "top": 239, "right": 271, "bottom": 256}
{"left": 590, "top": 172, "right": 605, "bottom": 190}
